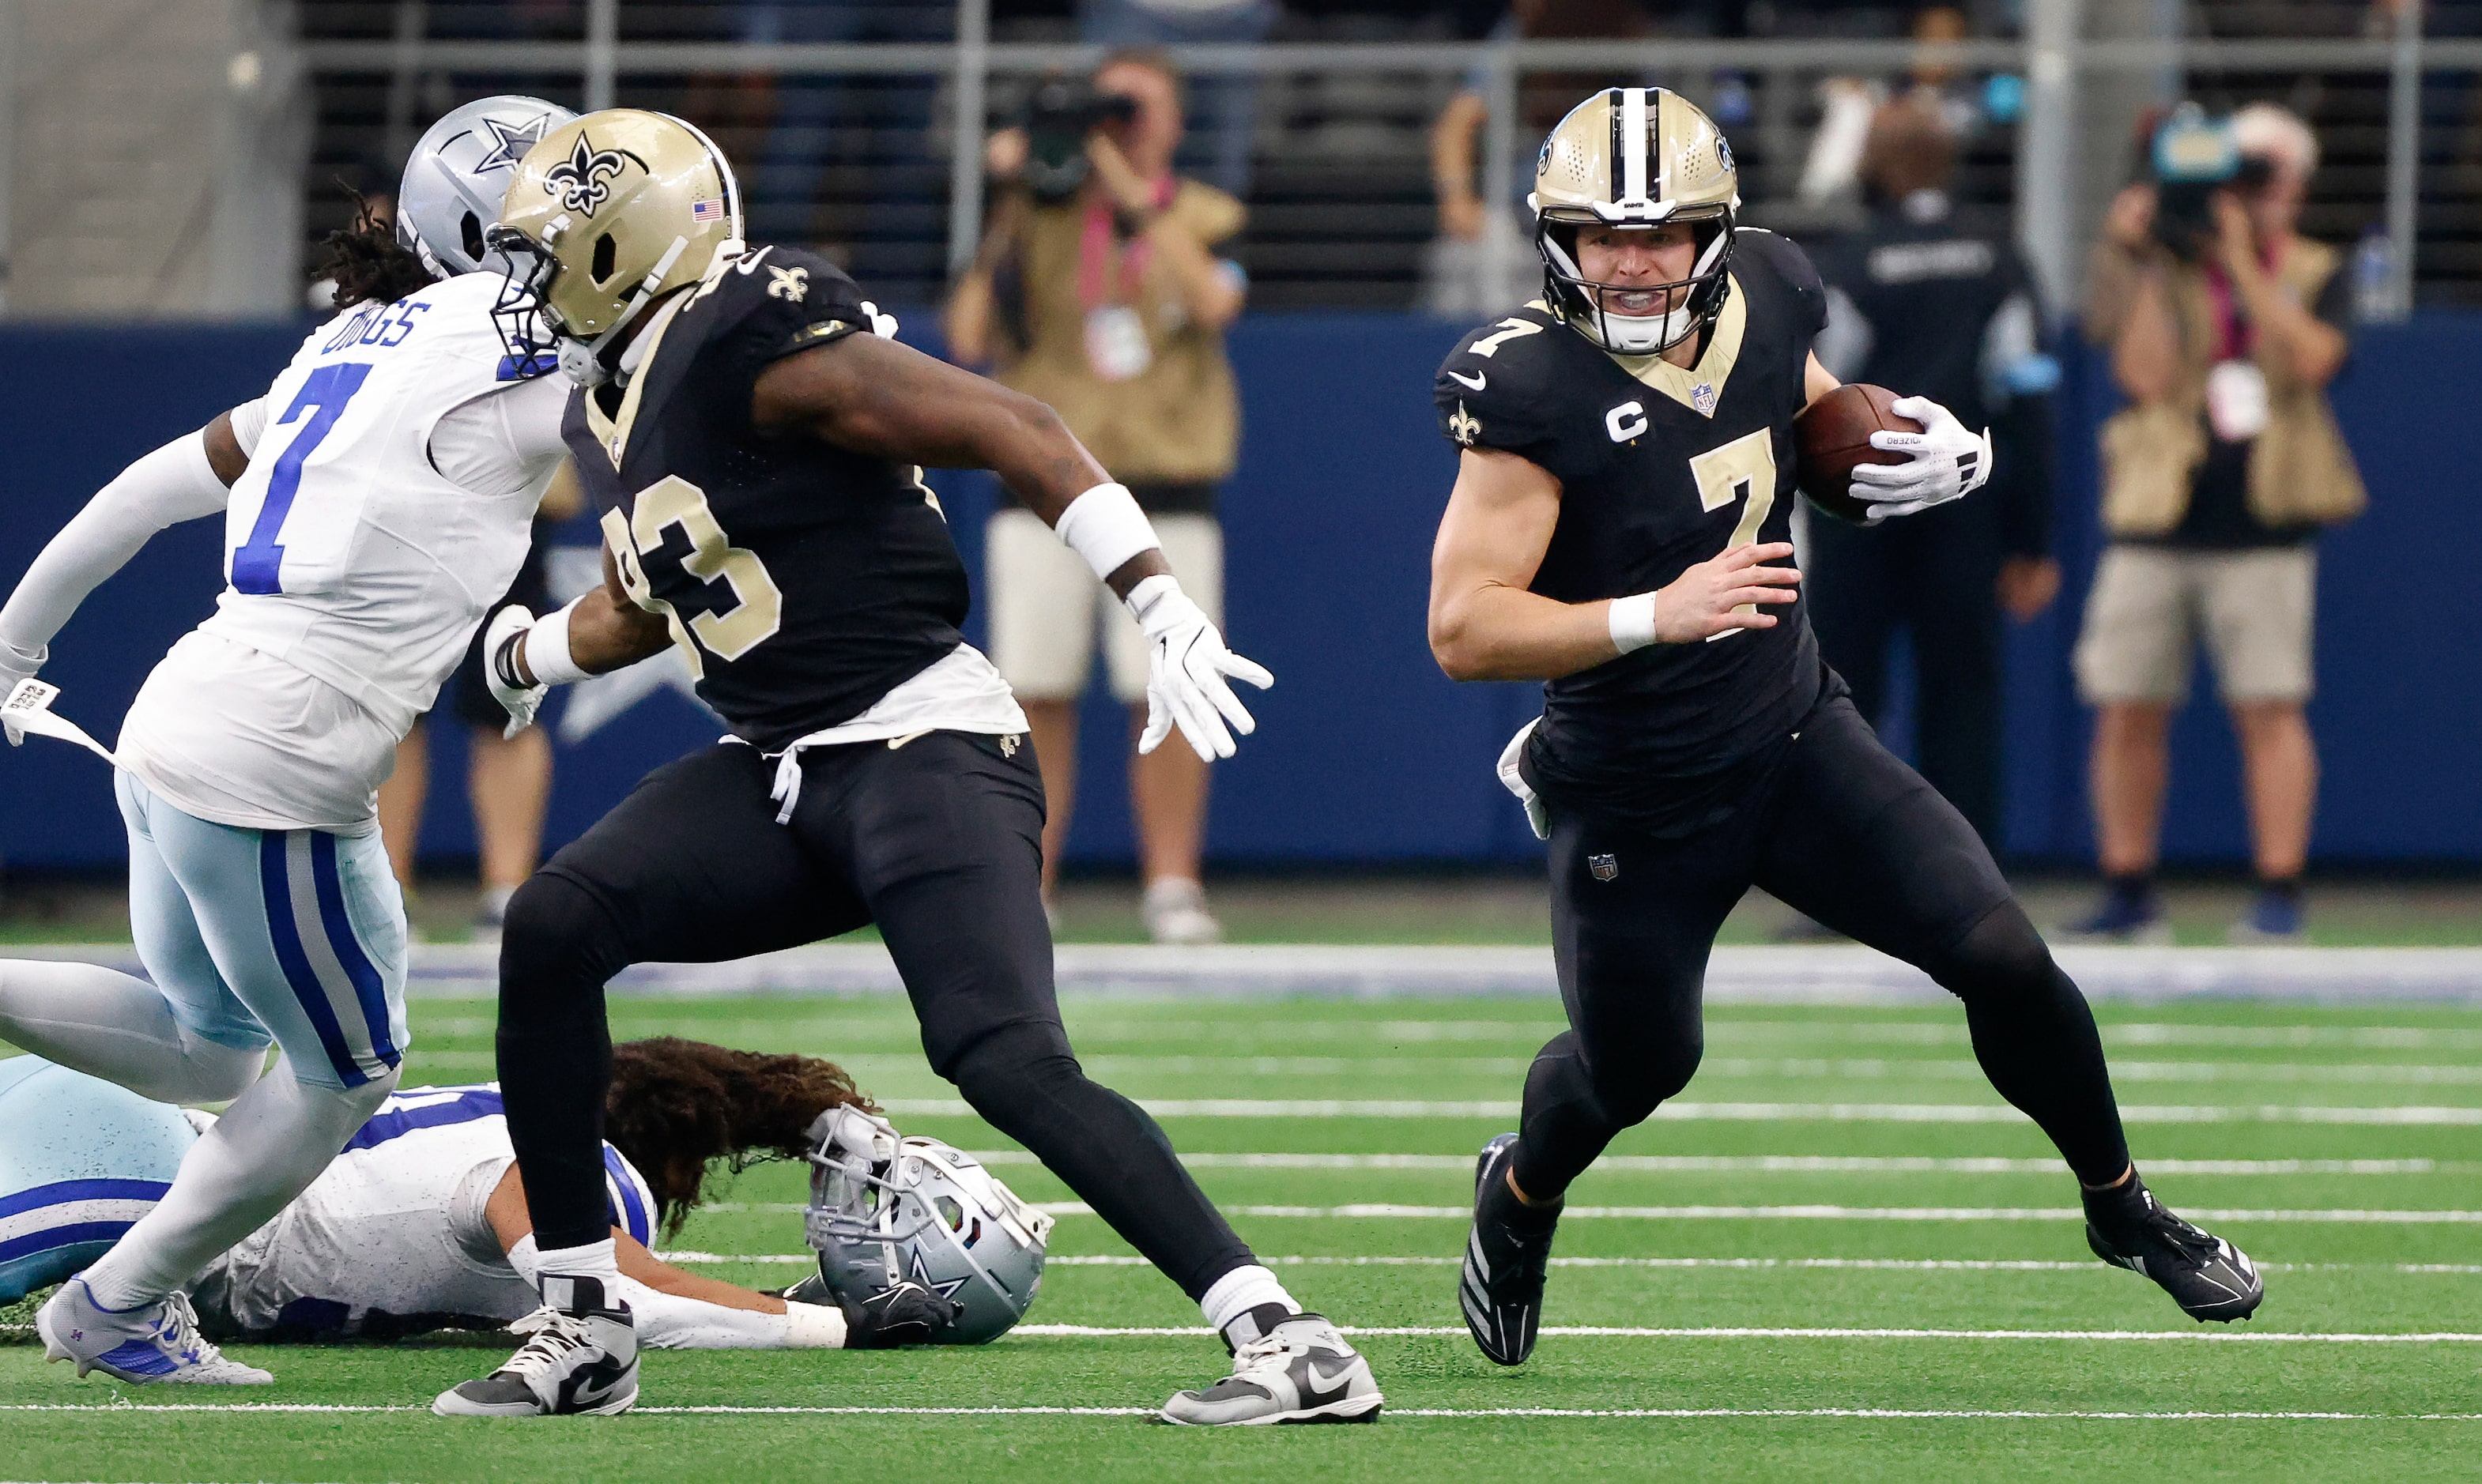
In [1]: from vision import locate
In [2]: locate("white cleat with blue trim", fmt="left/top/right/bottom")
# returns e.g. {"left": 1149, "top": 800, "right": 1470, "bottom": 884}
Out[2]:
{"left": 38, "top": 1276, "right": 273, "bottom": 1384}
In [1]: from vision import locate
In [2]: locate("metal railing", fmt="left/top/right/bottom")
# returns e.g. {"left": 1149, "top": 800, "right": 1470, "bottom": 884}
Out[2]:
{"left": 299, "top": 11, "right": 2480, "bottom": 315}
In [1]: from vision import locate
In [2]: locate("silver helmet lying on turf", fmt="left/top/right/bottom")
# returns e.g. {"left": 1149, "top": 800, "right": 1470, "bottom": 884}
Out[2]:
{"left": 802, "top": 1106, "right": 1054, "bottom": 1344}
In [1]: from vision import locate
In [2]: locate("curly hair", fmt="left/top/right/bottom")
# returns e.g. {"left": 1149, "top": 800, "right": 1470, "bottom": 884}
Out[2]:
{"left": 312, "top": 191, "right": 437, "bottom": 308}
{"left": 602, "top": 1038, "right": 877, "bottom": 1237}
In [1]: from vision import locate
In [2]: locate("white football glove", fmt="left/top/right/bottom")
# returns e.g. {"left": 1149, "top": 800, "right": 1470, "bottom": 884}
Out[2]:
{"left": 1127, "top": 574, "right": 1274, "bottom": 762}
{"left": 482, "top": 605, "right": 548, "bottom": 740}
{"left": 0, "top": 644, "right": 44, "bottom": 746}
{"left": 1848, "top": 395, "right": 1993, "bottom": 523}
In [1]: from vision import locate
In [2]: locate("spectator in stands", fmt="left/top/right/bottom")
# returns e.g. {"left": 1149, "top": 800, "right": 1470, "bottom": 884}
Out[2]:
{"left": 1079, "top": 0, "right": 1274, "bottom": 198}
{"left": 1805, "top": 96, "right": 2060, "bottom": 854}
{"left": 377, "top": 471, "right": 583, "bottom": 937}
{"left": 2072, "top": 103, "right": 2363, "bottom": 944}
{"left": 945, "top": 50, "right": 1248, "bottom": 945}
{"left": 1796, "top": 6, "right": 1997, "bottom": 212}
{"left": 1425, "top": 0, "right": 1654, "bottom": 316}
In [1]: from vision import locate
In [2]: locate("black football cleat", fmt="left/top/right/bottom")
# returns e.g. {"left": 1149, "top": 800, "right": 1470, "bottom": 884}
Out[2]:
{"left": 2084, "top": 1181, "right": 2265, "bottom": 1323}
{"left": 1458, "top": 1132, "right": 1561, "bottom": 1365}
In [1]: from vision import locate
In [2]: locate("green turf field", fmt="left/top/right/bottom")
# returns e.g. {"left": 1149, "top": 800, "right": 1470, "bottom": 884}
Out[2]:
{"left": 5, "top": 991, "right": 2479, "bottom": 1482}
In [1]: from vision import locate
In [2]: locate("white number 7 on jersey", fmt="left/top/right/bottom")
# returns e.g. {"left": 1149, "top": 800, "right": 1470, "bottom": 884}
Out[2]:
{"left": 1688, "top": 428, "right": 1779, "bottom": 643}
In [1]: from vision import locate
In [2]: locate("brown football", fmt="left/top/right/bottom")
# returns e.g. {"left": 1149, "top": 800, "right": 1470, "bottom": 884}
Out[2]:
{"left": 1794, "top": 382, "right": 1922, "bottom": 524}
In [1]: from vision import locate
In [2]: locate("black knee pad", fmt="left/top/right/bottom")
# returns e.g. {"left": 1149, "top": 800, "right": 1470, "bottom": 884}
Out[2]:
{"left": 1935, "top": 900, "right": 2060, "bottom": 1002}
{"left": 498, "top": 872, "right": 631, "bottom": 1017}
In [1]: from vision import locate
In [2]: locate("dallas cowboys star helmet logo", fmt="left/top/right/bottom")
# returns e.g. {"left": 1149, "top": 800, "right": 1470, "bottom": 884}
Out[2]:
{"left": 905, "top": 1245, "right": 973, "bottom": 1303}
{"left": 546, "top": 134, "right": 631, "bottom": 217}
{"left": 470, "top": 112, "right": 555, "bottom": 172}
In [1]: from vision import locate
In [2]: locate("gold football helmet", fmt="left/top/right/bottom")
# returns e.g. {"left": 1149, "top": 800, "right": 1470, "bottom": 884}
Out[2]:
{"left": 1531, "top": 87, "right": 1741, "bottom": 355}
{"left": 486, "top": 108, "right": 744, "bottom": 382}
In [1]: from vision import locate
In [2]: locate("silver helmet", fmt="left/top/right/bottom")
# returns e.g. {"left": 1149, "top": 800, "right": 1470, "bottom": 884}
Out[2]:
{"left": 803, "top": 1106, "right": 1054, "bottom": 1345}
{"left": 397, "top": 95, "right": 578, "bottom": 277}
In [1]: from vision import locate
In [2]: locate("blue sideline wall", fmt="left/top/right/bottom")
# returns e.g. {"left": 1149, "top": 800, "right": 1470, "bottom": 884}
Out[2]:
{"left": 0, "top": 313, "right": 2473, "bottom": 871}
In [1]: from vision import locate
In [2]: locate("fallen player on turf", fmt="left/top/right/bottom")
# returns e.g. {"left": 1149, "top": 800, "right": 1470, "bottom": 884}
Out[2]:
{"left": 0, "top": 1038, "right": 1032, "bottom": 1358}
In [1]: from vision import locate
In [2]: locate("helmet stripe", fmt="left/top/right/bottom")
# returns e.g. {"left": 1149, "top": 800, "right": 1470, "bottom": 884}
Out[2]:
{"left": 1621, "top": 87, "right": 1650, "bottom": 205}
{"left": 1606, "top": 89, "right": 1625, "bottom": 205}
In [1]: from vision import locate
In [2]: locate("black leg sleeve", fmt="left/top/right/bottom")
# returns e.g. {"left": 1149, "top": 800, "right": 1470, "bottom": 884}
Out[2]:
{"left": 1926, "top": 901, "right": 2133, "bottom": 1185}
{"left": 1756, "top": 703, "right": 2134, "bottom": 1187}
{"left": 496, "top": 872, "right": 632, "bottom": 1253}
{"left": 822, "top": 733, "right": 1258, "bottom": 1302}
{"left": 950, "top": 1020, "right": 1255, "bottom": 1301}
{"left": 1511, "top": 808, "right": 1737, "bottom": 1201}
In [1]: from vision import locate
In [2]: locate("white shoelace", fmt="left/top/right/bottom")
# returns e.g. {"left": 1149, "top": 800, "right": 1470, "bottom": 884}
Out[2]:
{"left": 496, "top": 1310, "right": 593, "bottom": 1382}
{"left": 149, "top": 1293, "right": 224, "bottom": 1369}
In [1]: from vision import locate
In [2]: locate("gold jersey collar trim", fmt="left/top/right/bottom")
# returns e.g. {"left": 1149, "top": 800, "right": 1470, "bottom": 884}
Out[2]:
{"left": 1602, "top": 273, "right": 1747, "bottom": 418}
{"left": 583, "top": 291, "right": 694, "bottom": 471}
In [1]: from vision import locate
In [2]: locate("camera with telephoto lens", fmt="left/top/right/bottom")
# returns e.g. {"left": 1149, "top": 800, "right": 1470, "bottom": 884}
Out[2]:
{"left": 2149, "top": 104, "right": 2272, "bottom": 261}
{"left": 1020, "top": 77, "right": 1141, "bottom": 203}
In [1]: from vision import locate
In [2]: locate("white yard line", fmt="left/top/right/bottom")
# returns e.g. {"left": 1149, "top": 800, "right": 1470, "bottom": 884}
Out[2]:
{"left": 5, "top": 1402, "right": 2476, "bottom": 1422}
{"left": 652, "top": 1252, "right": 2482, "bottom": 1275}
{"left": 1021, "top": 1202, "right": 2482, "bottom": 1222}
{"left": 962, "top": 1151, "right": 2459, "bottom": 1175}
{"left": 1013, "top": 1324, "right": 2482, "bottom": 1343}
{"left": 688, "top": 1200, "right": 2482, "bottom": 1222}
{"left": 875, "top": 1098, "right": 2482, "bottom": 1124}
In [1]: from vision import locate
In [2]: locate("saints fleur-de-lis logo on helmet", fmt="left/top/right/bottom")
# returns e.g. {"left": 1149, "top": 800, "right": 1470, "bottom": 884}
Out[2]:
{"left": 545, "top": 134, "right": 631, "bottom": 216}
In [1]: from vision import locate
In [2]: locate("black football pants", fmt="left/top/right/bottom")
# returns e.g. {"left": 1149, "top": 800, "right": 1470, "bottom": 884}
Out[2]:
{"left": 495, "top": 733, "right": 1256, "bottom": 1298}
{"left": 1511, "top": 694, "right": 2133, "bottom": 1200}
{"left": 1803, "top": 501, "right": 2009, "bottom": 846}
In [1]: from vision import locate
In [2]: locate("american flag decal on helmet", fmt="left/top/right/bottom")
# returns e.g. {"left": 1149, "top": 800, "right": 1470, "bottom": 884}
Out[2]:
{"left": 691, "top": 198, "right": 726, "bottom": 223}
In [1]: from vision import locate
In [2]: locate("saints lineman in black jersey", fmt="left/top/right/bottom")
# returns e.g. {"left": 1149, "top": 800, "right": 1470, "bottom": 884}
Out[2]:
{"left": 1429, "top": 89, "right": 2264, "bottom": 1367}
{"left": 431, "top": 111, "right": 1381, "bottom": 1425}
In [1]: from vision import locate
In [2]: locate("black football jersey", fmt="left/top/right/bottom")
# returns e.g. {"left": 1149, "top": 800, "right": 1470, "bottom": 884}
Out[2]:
{"left": 564, "top": 246, "right": 970, "bottom": 752}
{"left": 1433, "top": 228, "right": 1835, "bottom": 831}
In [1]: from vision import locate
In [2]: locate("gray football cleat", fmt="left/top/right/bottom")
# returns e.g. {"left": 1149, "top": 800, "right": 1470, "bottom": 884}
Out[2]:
{"left": 38, "top": 1278, "right": 273, "bottom": 1385}
{"left": 433, "top": 1275, "right": 638, "bottom": 1417}
{"left": 1159, "top": 1313, "right": 1382, "bottom": 1426}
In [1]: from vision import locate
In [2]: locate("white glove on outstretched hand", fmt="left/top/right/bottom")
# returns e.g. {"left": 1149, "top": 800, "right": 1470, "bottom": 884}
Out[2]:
{"left": 0, "top": 644, "right": 46, "bottom": 746}
{"left": 482, "top": 605, "right": 549, "bottom": 740}
{"left": 1849, "top": 395, "right": 1993, "bottom": 523}
{"left": 1126, "top": 574, "right": 1274, "bottom": 762}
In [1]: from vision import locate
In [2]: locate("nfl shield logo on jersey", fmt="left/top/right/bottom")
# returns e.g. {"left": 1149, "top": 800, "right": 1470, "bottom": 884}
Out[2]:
{"left": 1692, "top": 382, "right": 1718, "bottom": 417}
{"left": 1589, "top": 853, "right": 1620, "bottom": 882}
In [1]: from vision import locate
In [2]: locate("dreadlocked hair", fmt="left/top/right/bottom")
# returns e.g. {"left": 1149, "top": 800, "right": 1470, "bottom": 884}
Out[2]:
{"left": 313, "top": 190, "right": 436, "bottom": 308}
{"left": 602, "top": 1038, "right": 878, "bottom": 1237}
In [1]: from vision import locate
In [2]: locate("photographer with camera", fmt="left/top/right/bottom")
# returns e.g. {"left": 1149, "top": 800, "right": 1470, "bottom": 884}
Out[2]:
{"left": 946, "top": 51, "right": 1248, "bottom": 944}
{"left": 2069, "top": 103, "right": 2363, "bottom": 944}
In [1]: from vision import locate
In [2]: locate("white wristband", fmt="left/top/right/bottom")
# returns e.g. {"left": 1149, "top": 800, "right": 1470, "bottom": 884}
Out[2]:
{"left": 522, "top": 599, "right": 591, "bottom": 687}
{"left": 779, "top": 1300, "right": 849, "bottom": 1350}
{"left": 1608, "top": 593, "right": 1658, "bottom": 654}
{"left": 1054, "top": 482, "right": 1161, "bottom": 584}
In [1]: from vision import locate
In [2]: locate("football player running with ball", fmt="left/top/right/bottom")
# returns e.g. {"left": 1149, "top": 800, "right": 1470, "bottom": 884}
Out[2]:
{"left": 1428, "top": 89, "right": 2262, "bottom": 1368}
{"left": 432, "top": 111, "right": 1379, "bottom": 1424}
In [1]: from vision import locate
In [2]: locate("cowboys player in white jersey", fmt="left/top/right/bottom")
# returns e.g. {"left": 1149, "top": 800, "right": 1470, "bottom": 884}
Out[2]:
{"left": 0, "top": 1042, "right": 948, "bottom": 1352}
{"left": 1430, "top": 89, "right": 2263, "bottom": 1369}
{"left": 0, "top": 96, "right": 585, "bottom": 1384}
{"left": 431, "top": 111, "right": 1377, "bottom": 1425}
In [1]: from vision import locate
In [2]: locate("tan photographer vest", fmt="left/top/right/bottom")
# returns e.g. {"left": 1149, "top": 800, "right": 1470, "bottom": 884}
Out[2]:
{"left": 2092, "top": 238, "right": 2366, "bottom": 538}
